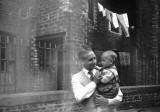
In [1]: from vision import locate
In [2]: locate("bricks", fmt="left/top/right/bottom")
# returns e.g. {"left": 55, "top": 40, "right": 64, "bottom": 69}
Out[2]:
{"left": 0, "top": 0, "right": 94, "bottom": 92}
{"left": 37, "top": 0, "right": 70, "bottom": 36}
{"left": 135, "top": 0, "right": 160, "bottom": 85}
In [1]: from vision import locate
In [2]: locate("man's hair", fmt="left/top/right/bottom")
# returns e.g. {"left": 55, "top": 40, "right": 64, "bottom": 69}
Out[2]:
{"left": 78, "top": 45, "right": 92, "bottom": 60}
{"left": 103, "top": 50, "right": 118, "bottom": 64}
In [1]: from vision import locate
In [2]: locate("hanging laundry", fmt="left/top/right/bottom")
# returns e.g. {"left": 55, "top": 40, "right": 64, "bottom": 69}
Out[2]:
{"left": 117, "top": 13, "right": 130, "bottom": 37}
{"left": 122, "top": 13, "right": 129, "bottom": 27}
{"left": 98, "top": 3, "right": 104, "bottom": 12}
{"left": 105, "top": 8, "right": 112, "bottom": 22}
{"left": 98, "top": 3, "right": 106, "bottom": 17}
{"left": 104, "top": 8, "right": 122, "bottom": 37}
{"left": 111, "top": 13, "right": 119, "bottom": 28}
{"left": 102, "top": 9, "right": 106, "bottom": 16}
{"left": 97, "top": 2, "right": 128, "bottom": 38}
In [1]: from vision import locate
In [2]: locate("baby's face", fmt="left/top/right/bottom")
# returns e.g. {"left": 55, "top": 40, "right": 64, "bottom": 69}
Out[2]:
{"left": 101, "top": 55, "right": 112, "bottom": 68}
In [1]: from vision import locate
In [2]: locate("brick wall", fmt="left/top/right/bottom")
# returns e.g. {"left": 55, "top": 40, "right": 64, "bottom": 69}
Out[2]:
{"left": 54, "top": 0, "right": 96, "bottom": 89}
{"left": 0, "top": 0, "right": 96, "bottom": 93}
{"left": 36, "top": 0, "right": 71, "bottom": 36}
{"left": 135, "top": 0, "right": 160, "bottom": 85}
{"left": 0, "top": 86, "right": 160, "bottom": 112}
{"left": 136, "top": 0, "right": 159, "bottom": 57}
{"left": 120, "top": 85, "right": 160, "bottom": 109}
{"left": 0, "top": 0, "right": 40, "bottom": 93}
{"left": 0, "top": 0, "right": 20, "bottom": 34}
{"left": 0, "top": 0, "right": 64, "bottom": 93}
{"left": 0, "top": 0, "right": 73, "bottom": 93}
{"left": 36, "top": 0, "right": 96, "bottom": 90}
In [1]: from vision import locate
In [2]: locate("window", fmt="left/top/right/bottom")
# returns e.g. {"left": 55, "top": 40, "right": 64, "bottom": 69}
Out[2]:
{"left": 33, "top": 32, "right": 65, "bottom": 90}
{"left": 36, "top": 38, "right": 63, "bottom": 72}
{"left": 0, "top": 32, "right": 15, "bottom": 72}
{"left": 37, "top": 40, "right": 55, "bottom": 71}
{"left": 0, "top": 35, "right": 7, "bottom": 72}
{"left": 88, "top": 0, "right": 94, "bottom": 21}
{"left": 0, "top": 31, "right": 16, "bottom": 94}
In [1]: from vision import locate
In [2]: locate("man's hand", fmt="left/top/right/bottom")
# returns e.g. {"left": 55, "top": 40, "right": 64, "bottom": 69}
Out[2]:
{"left": 108, "top": 99, "right": 121, "bottom": 106}
{"left": 95, "top": 94, "right": 109, "bottom": 106}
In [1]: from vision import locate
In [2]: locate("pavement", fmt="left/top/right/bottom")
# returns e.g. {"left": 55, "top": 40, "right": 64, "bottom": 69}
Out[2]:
{"left": 118, "top": 107, "right": 160, "bottom": 112}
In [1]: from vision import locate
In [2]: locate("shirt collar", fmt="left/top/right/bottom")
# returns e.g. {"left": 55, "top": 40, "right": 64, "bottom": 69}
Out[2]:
{"left": 82, "top": 68, "right": 89, "bottom": 77}
{"left": 82, "top": 68, "right": 96, "bottom": 78}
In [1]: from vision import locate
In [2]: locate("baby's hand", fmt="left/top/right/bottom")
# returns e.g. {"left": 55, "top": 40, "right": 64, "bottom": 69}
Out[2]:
{"left": 100, "top": 71, "right": 113, "bottom": 83}
{"left": 94, "top": 70, "right": 101, "bottom": 80}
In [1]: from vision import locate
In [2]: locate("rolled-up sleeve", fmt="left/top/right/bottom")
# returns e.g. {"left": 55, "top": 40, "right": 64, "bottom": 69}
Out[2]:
{"left": 71, "top": 75, "right": 96, "bottom": 102}
{"left": 108, "top": 88, "right": 123, "bottom": 104}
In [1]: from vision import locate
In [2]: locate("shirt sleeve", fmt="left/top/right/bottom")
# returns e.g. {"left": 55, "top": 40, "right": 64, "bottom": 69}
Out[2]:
{"left": 108, "top": 88, "right": 123, "bottom": 105}
{"left": 71, "top": 74, "right": 96, "bottom": 102}
{"left": 101, "top": 70, "right": 114, "bottom": 83}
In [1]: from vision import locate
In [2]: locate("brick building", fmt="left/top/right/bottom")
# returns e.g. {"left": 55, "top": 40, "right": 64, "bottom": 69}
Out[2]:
{"left": 0, "top": 0, "right": 160, "bottom": 112}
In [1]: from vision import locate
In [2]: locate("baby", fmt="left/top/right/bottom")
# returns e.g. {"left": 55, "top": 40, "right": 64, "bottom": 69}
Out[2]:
{"left": 94, "top": 50, "right": 122, "bottom": 111}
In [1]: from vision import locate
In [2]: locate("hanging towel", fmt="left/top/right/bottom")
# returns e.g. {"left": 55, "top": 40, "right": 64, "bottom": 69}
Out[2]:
{"left": 117, "top": 13, "right": 130, "bottom": 37}
{"left": 98, "top": 3, "right": 106, "bottom": 17}
{"left": 105, "top": 8, "right": 112, "bottom": 22}
{"left": 98, "top": 3, "right": 104, "bottom": 12}
{"left": 102, "top": 9, "right": 106, "bottom": 16}
{"left": 122, "top": 13, "right": 129, "bottom": 27}
{"left": 111, "top": 13, "right": 119, "bottom": 28}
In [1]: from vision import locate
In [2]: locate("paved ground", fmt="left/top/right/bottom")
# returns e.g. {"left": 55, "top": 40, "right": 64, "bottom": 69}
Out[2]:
{"left": 118, "top": 107, "right": 160, "bottom": 112}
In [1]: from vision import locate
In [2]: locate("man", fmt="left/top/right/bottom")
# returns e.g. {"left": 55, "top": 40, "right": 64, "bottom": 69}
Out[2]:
{"left": 71, "top": 46, "right": 100, "bottom": 112}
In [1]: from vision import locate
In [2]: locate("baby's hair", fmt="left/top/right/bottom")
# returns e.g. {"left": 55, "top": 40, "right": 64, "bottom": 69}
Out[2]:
{"left": 78, "top": 45, "right": 92, "bottom": 60}
{"left": 102, "top": 50, "right": 118, "bottom": 64}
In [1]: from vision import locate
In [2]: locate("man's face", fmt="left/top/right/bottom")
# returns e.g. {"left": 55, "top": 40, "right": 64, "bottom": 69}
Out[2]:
{"left": 82, "top": 51, "right": 97, "bottom": 71}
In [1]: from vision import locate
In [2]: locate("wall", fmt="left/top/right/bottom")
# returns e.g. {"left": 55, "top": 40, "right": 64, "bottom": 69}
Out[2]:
{"left": 63, "top": 0, "right": 96, "bottom": 89}
{"left": 135, "top": 0, "right": 160, "bottom": 85}
{"left": 37, "top": 0, "right": 96, "bottom": 90}
{"left": 0, "top": 0, "right": 96, "bottom": 92}
{"left": 0, "top": 0, "right": 40, "bottom": 93}
{"left": 28, "top": 0, "right": 97, "bottom": 90}
{"left": 0, "top": 0, "right": 71, "bottom": 93}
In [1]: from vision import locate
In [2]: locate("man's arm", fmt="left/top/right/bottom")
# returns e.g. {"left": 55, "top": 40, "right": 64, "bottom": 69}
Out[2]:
{"left": 71, "top": 74, "right": 97, "bottom": 102}
{"left": 95, "top": 88, "right": 123, "bottom": 106}
{"left": 108, "top": 88, "right": 123, "bottom": 105}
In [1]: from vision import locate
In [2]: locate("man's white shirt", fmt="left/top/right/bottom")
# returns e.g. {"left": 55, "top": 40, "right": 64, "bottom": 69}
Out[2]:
{"left": 71, "top": 68, "right": 97, "bottom": 102}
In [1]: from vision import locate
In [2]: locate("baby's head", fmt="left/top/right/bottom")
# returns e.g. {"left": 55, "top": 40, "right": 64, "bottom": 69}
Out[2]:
{"left": 101, "top": 50, "right": 117, "bottom": 68}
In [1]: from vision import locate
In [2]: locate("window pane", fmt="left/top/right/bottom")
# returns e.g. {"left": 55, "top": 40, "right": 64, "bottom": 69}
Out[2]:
{"left": 0, "top": 43, "right": 6, "bottom": 47}
{"left": 1, "top": 61, "right": 7, "bottom": 72}
{"left": 1, "top": 48, "right": 6, "bottom": 59}
{"left": 0, "top": 36, "right": 6, "bottom": 43}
